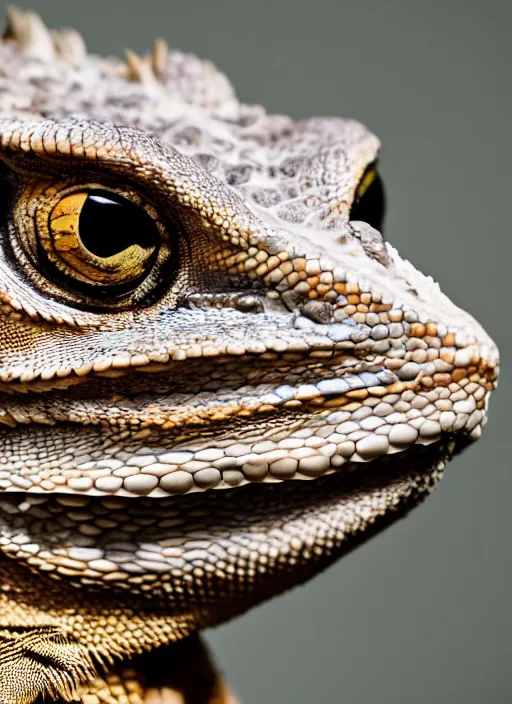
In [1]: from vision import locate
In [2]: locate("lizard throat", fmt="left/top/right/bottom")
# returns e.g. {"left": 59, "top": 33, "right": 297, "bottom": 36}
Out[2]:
{"left": 0, "top": 438, "right": 460, "bottom": 664}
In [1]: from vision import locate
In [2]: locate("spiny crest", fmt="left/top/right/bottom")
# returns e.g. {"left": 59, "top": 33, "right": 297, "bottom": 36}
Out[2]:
{"left": 2, "top": 6, "right": 236, "bottom": 110}
{"left": 4, "top": 6, "right": 86, "bottom": 66}
{"left": 4, "top": 5, "right": 166, "bottom": 80}
{"left": 125, "top": 39, "right": 170, "bottom": 85}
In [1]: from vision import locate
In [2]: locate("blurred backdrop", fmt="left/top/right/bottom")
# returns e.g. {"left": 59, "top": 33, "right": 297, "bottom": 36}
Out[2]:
{"left": 2, "top": 1, "right": 510, "bottom": 702}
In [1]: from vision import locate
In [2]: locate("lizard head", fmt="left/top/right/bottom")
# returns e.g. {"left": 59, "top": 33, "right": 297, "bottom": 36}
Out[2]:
{"left": 0, "top": 7, "right": 499, "bottom": 685}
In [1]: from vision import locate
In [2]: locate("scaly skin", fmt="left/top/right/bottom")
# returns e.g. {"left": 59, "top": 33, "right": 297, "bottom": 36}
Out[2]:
{"left": 0, "top": 8, "right": 499, "bottom": 703}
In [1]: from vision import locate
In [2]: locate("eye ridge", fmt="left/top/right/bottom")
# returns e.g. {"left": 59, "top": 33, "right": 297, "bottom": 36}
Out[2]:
{"left": 78, "top": 189, "right": 160, "bottom": 259}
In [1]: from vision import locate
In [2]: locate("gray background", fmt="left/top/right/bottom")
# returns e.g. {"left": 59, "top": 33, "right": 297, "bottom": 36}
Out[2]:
{"left": 4, "top": 1, "right": 511, "bottom": 702}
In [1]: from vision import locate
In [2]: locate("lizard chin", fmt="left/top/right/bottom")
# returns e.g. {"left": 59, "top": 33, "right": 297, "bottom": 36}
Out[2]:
{"left": 0, "top": 437, "right": 464, "bottom": 699}
{"left": 0, "top": 437, "right": 466, "bottom": 637}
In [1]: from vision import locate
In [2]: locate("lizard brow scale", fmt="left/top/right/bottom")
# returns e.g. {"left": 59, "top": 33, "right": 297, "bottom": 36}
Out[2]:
{"left": 0, "top": 8, "right": 499, "bottom": 704}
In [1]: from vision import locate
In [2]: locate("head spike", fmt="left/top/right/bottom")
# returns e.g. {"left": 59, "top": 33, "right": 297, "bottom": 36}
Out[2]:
{"left": 4, "top": 6, "right": 55, "bottom": 60}
{"left": 125, "top": 48, "right": 159, "bottom": 86}
{"left": 52, "top": 28, "right": 86, "bottom": 67}
{"left": 125, "top": 48, "right": 145, "bottom": 82}
{"left": 151, "top": 37, "right": 168, "bottom": 80}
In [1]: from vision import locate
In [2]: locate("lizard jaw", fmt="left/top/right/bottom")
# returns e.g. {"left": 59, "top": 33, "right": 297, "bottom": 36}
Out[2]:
{"left": 0, "top": 352, "right": 497, "bottom": 497}
{"left": 0, "top": 438, "right": 458, "bottom": 697}
{"left": 0, "top": 230, "right": 499, "bottom": 498}
{"left": 0, "top": 439, "right": 459, "bottom": 632}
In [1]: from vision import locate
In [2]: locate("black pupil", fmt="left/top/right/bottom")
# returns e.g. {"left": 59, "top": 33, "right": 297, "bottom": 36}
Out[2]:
{"left": 349, "top": 168, "right": 386, "bottom": 232}
{"left": 79, "top": 189, "right": 159, "bottom": 258}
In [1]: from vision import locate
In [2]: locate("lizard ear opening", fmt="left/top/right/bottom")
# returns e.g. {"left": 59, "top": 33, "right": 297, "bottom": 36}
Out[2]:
{"left": 350, "top": 164, "right": 386, "bottom": 233}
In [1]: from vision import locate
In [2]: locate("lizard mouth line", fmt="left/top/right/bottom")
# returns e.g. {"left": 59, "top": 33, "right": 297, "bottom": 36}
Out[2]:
{"left": 0, "top": 366, "right": 401, "bottom": 428}
{"left": 0, "top": 362, "right": 492, "bottom": 497}
{"left": 0, "top": 359, "right": 494, "bottom": 429}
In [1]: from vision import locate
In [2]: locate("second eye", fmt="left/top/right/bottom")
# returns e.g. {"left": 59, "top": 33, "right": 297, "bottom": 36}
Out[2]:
{"left": 349, "top": 165, "right": 386, "bottom": 233}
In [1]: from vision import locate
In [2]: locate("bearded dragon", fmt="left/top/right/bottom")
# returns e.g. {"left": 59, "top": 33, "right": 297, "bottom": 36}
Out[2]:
{"left": 0, "top": 7, "right": 499, "bottom": 704}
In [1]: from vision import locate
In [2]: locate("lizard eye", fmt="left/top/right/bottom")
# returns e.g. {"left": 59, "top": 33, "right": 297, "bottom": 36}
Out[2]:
{"left": 350, "top": 164, "right": 386, "bottom": 232}
{"left": 45, "top": 189, "right": 160, "bottom": 289}
{"left": 12, "top": 181, "right": 176, "bottom": 309}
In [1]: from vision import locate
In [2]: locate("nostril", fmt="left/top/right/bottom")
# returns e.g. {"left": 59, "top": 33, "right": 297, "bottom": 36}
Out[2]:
{"left": 350, "top": 222, "right": 390, "bottom": 267}
{"left": 301, "top": 300, "right": 333, "bottom": 324}
{"left": 396, "top": 361, "right": 421, "bottom": 381}
{"left": 234, "top": 294, "right": 264, "bottom": 313}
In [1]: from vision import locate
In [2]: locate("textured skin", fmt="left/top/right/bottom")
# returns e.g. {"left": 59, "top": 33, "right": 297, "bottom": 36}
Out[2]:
{"left": 0, "top": 8, "right": 499, "bottom": 703}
